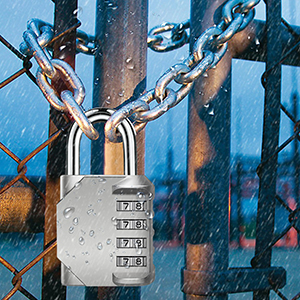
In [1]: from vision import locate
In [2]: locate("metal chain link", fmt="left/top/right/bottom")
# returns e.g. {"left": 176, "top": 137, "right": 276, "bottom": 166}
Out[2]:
{"left": 105, "top": 0, "right": 260, "bottom": 142}
{"left": 20, "top": 19, "right": 99, "bottom": 140}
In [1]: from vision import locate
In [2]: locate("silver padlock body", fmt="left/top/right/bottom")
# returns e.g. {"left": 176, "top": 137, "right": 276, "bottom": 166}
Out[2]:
{"left": 57, "top": 175, "right": 155, "bottom": 287}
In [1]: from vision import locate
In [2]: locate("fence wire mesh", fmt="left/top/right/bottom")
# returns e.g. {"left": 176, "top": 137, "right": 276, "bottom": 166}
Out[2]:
{"left": 0, "top": 29, "right": 73, "bottom": 299}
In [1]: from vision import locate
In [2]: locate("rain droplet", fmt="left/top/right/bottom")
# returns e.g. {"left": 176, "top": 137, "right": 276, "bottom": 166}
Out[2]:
{"left": 255, "top": 37, "right": 260, "bottom": 45}
{"left": 97, "top": 199, "right": 102, "bottom": 203}
{"left": 79, "top": 237, "right": 85, "bottom": 245}
{"left": 63, "top": 207, "right": 75, "bottom": 219}
{"left": 74, "top": 182, "right": 81, "bottom": 189}
{"left": 85, "top": 260, "right": 89, "bottom": 264}
{"left": 105, "top": 96, "right": 111, "bottom": 105}
{"left": 111, "top": 217, "right": 118, "bottom": 226}
{"left": 95, "top": 78, "right": 100, "bottom": 85}
{"left": 108, "top": 4, "right": 118, "bottom": 10}
{"left": 148, "top": 192, "right": 153, "bottom": 199}
{"left": 125, "top": 57, "right": 134, "bottom": 70}
{"left": 125, "top": 263, "right": 130, "bottom": 269}
{"left": 144, "top": 223, "right": 149, "bottom": 231}
{"left": 69, "top": 226, "right": 74, "bottom": 234}
{"left": 136, "top": 248, "right": 142, "bottom": 255}
{"left": 89, "top": 230, "right": 95, "bottom": 237}
{"left": 109, "top": 253, "right": 114, "bottom": 260}
{"left": 73, "top": 217, "right": 79, "bottom": 226}
{"left": 106, "top": 238, "right": 112, "bottom": 245}
{"left": 203, "top": 72, "right": 208, "bottom": 78}
{"left": 145, "top": 210, "right": 154, "bottom": 219}
{"left": 97, "top": 242, "right": 103, "bottom": 250}
{"left": 73, "top": 7, "right": 83, "bottom": 15}
{"left": 99, "top": 178, "right": 106, "bottom": 183}
{"left": 208, "top": 108, "right": 215, "bottom": 116}
{"left": 118, "top": 90, "right": 124, "bottom": 97}
{"left": 87, "top": 209, "right": 94, "bottom": 215}
{"left": 59, "top": 45, "right": 67, "bottom": 51}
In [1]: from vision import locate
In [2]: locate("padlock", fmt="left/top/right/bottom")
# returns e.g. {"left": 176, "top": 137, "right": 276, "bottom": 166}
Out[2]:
{"left": 57, "top": 107, "right": 155, "bottom": 287}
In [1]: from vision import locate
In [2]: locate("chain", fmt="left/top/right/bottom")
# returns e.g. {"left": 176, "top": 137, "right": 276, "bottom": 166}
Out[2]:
{"left": 20, "top": 19, "right": 99, "bottom": 140}
{"left": 147, "top": 20, "right": 190, "bottom": 52}
{"left": 105, "top": 0, "right": 260, "bottom": 142}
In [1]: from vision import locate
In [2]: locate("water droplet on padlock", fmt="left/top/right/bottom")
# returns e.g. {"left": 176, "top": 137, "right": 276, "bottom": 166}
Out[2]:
{"left": 79, "top": 237, "right": 85, "bottom": 245}
{"left": 89, "top": 230, "right": 95, "bottom": 237}
{"left": 87, "top": 209, "right": 94, "bottom": 215}
{"left": 105, "top": 97, "right": 111, "bottom": 105}
{"left": 72, "top": 255, "right": 76, "bottom": 259}
{"left": 148, "top": 192, "right": 153, "bottom": 199}
{"left": 74, "top": 182, "right": 81, "bottom": 189}
{"left": 111, "top": 217, "right": 118, "bottom": 226}
{"left": 136, "top": 247, "right": 142, "bottom": 255}
{"left": 125, "top": 263, "right": 130, "bottom": 269}
{"left": 203, "top": 72, "right": 208, "bottom": 78}
{"left": 85, "top": 260, "right": 89, "bottom": 264}
{"left": 97, "top": 199, "right": 102, "bottom": 203}
{"left": 145, "top": 210, "right": 154, "bottom": 219}
{"left": 98, "top": 189, "right": 105, "bottom": 195}
{"left": 97, "top": 242, "right": 103, "bottom": 250}
{"left": 106, "top": 238, "right": 112, "bottom": 245}
{"left": 73, "top": 217, "right": 79, "bottom": 226}
{"left": 99, "top": 178, "right": 106, "bottom": 184}
{"left": 63, "top": 207, "right": 75, "bottom": 219}
{"left": 144, "top": 223, "right": 149, "bottom": 231}
{"left": 118, "top": 90, "right": 124, "bottom": 97}
{"left": 69, "top": 226, "right": 74, "bottom": 234}
{"left": 137, "top": 192, "right": 144, "bottom": 199}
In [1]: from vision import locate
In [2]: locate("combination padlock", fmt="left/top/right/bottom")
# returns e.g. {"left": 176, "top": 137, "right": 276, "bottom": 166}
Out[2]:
{"left": 57, "top": 107, "right": 155, "bottom": 287}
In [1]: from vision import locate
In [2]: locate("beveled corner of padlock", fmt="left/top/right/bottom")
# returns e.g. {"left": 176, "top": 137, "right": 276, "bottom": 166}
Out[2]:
{"left": 112, "top": 175, "right": 155, "bottom": 196}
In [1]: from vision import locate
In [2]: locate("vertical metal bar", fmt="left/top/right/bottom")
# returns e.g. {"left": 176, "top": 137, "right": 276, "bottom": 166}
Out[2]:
{"left": 42, "top": 1, "right": 77, "bottom": 299}
{"left": 253, "top": 1, "right": 282, "bottom": 300}
{"left": 87, "top": 0, "right": 148, "bottom": 299}
{"left": 184, "top": 0, "right": 231, "bottom": 299}
{"left": 236, "top": 158, "right": 244, "bottom": 247}
{"left": 292, "top": 93, "right": 299, "bottom": 205}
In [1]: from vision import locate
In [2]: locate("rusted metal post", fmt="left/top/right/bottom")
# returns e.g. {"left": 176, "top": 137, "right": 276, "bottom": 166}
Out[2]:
{"left": 86, "top": 0, "right": 148, "bottom": 299}
{"left": 42, "top": 0, "right": 77, "bottom": 299}
{"left": 253, "top": 1, "right": 282, "bottom": 300}
{"left": 183, "top": 0, "right": 231, "bottom": 299}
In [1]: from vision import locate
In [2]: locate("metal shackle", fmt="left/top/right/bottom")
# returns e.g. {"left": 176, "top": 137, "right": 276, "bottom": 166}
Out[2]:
{"left": 67, "top": 107, "right": 137, "bottom": 176}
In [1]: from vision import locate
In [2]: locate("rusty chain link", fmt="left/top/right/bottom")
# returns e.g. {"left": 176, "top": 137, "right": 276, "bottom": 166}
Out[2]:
{"left": 105, "top": 0, "right": 260, "bottom": 142}
{"left": 20, "top": 19, "right": 99, "bottom": 140}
